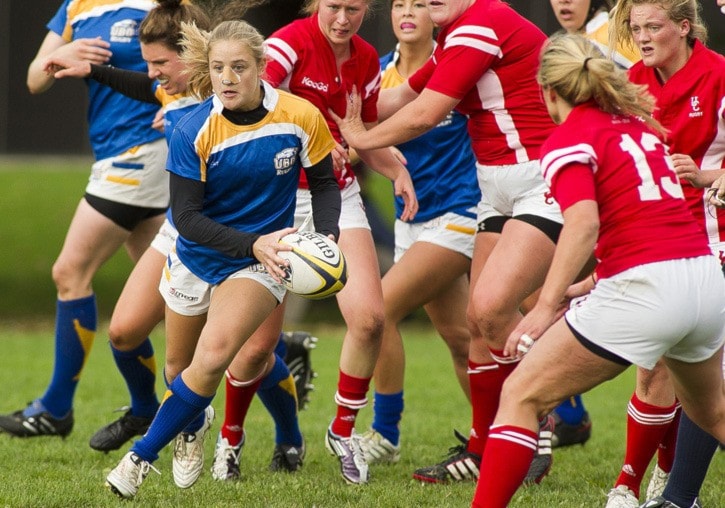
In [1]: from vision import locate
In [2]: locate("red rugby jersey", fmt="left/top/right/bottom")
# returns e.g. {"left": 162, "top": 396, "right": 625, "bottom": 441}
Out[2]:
{"left": 541, "top": 102, "right": 710, "bottom": 279}
{"left": 408, "top": 0, "right": 555, "bottom": 165}
{"left": 628, "top": 40, "right": 725, "bottom": 261}
{"left": 265, "top": 14, "right": 381, "bottom": 189}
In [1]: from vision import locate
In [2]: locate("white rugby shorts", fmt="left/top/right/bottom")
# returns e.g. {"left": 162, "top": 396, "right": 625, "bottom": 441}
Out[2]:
{"left": 393, "top": 210, "right": 476, "bottom": 263}
{"left": 87, "top": 138, "right": 169, "bottom": 208}
{"left": 565, "top": 256, "right": 725, "bottom": 370}
{"left": 159, "top": 249, "right": 286, "bottom": 316}
{"left": 295, "top": 178, "right": 370, "bottom": 232}
{"left": 150, "top": 218, "right": 177, "bottom": 257}
{"left": 476, "top": 160, "right": 563, "bottom": 226}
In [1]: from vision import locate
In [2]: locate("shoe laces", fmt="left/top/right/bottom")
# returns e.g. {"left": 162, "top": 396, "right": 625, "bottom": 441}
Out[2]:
{"left": 126, "top": 454, "right": 160, "bottom": 483}
{"left": 212, "top": 438, "right": 242, "bottom": 475}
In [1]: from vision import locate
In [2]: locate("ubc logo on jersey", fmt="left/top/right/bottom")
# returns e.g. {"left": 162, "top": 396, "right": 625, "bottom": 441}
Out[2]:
{"left": 689, "top": 96, "right": 703, "bottom": 118}
{"left": 110, "top": 20, "right": 138, "bottom": 43}
{"left": 301, "top": 76, "right": 329, "bottom": 92}
{"left": 274, "top": 147, "right": 299, "bottom": 175}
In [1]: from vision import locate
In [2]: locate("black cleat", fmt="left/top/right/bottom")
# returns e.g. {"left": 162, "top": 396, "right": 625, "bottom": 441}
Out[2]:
{"left": 0, "top": 402, "right": 73, "bottom": 438}
{"left": 551, "top": 410, "right": 592, "bottom": 448}
{"left": 89, "top": 408, "right": 153, "bottom": 452}
{"left": 412, "top": 430, "right": 480, "bottom": 483}
{"left": 269, "top": 441, "right": 305, "bottom": 472}
{"left": 523, "top": 413, "right": 554, "bottom": 485}
{"left": 281, "top": 331, "right": 318, "bottom": 409}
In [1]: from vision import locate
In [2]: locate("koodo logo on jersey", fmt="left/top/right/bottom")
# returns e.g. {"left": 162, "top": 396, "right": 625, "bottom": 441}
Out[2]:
{"left": 302, "top": 76, "right": 329, "bottom": 92}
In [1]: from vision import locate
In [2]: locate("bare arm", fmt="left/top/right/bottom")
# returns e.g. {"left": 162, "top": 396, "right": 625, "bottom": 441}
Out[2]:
{"left": 377, "top": 81, "right": 420, "bottom": 121}
{"left": 27, "top": 32, "right": 111, "bottom": 94}
{"left": 332, "top": 87, "right": 459, "bottom": 151}
{"left": 504, "top": 200, "right": 600, "bottom": 359}
{"left": 355, "top": 124, "right": 418, "bottom": 221}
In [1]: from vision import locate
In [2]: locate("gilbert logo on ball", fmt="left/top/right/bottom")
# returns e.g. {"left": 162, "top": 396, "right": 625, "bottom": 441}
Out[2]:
{"left": 278, "top": 231, "right": 347, "bottom": 299}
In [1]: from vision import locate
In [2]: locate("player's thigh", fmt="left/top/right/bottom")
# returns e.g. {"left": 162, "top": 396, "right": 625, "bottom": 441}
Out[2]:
{"left": 55, "top": 198, "right": 130, "bottom": 278}
{"left": 125, "top": 214, "right": 165, "bottom": 262}
{"left": 424, "top": 273, "right": 471, "bottom": 345}
{"left": 230, "top": 302, "right": 286, "bottom": 380}
{"left": 471, "top": 219, "right": 554, "bottom": 320}
{"left": 109, "top": 247, "right": 167, "bottom": 349}
{"left": 498, "top": 319, "right": 627, "bottom": 420}
{"left": 336, "top": 227, "right": 384, "bottom": 326}
{"left": 665, "top": 350, "right": 725, "bottom": 432}
{"left": 383, "top": 241, "right": 469, "bottom": 322}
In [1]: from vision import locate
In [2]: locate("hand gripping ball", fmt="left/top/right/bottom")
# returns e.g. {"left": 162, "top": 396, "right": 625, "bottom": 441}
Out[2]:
{"left": 278, "top": 231, "right": 347, "bottom": 299}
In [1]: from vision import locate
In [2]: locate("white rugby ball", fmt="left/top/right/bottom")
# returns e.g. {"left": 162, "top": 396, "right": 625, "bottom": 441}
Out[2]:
{"left": 278, "top": 231, "right": 347, "bottom": 300}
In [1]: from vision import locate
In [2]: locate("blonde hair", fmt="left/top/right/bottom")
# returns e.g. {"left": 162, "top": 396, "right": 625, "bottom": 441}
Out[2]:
{"left": 538, "top": 34, "right": 664, "bottom": 136}
{"left": 301, "top": 0, "right": 376, "bottom": 17}
{"left": 610, "top": 0, "right": 707, "bottom": 54}
{"left": 180, "top": 20, "right": 266, "bottom": 100}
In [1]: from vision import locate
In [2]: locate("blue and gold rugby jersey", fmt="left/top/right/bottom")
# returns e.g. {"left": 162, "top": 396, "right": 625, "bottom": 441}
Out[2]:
{"left": 168, "top": 81, "right": 336, "bottom": 284}
{"left": 380, "top": 48, "right": 480, "bottom": 223}
{"left": 153, "top": 85, "right": 201, "bottom": 144}
{"left": 48, "top": 0, "right": 163, "bottom": 160}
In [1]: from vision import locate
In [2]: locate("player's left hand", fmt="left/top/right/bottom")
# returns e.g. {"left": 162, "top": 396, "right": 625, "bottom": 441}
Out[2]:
{"left": 393, "top": 168, "right": 418, "bottom": 222}
{"left": 151, "top": 108, "right": 165, "bottom": 133}
{"left": 329, "top": 86, "right": 366, "bottom": 149}
{"left": 504, "top": 304, "right": 558, "bottom": 360}
{"left": 672, "top": 153, "right": 705, "bottom": 187}
{"left": 252, "top": 227, "right": 296, "bottom": 282}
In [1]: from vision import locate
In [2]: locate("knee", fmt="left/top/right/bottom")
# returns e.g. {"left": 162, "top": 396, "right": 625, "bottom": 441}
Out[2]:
{"left": 51, "top": 259, "right": 77, "bottom": 294}
{"left": 468, "top": 297, "right": 506, "bottom": 344}
{"left": 347, "top": 309, "right": 385, "bottom": 345}
{"left": 108, "top": 318, "right": 144, "bottom": 351}
{"left": 438, "top": 325, "right": 471, "bottom": 359}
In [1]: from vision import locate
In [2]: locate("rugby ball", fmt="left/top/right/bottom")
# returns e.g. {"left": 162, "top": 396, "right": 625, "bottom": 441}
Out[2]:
{"left": 278, "top": 231, "right": 347, "bottom": 299}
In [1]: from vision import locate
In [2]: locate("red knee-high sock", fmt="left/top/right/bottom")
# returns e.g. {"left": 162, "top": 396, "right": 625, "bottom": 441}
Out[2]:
{"left": 656, "top": 404, "right": 681, "bottom": 472}
{"left": 614, "top": 393, "right": 679, "bottom": 497}
{"left": 330, "top": 370, "right": 370, "bottom": 438}
{"left": 473, "top": 425, "right": 538, "bottom": 508}
{"left": 468, "top": 353, "right": 518, "bottom": 456}
{"left": 220, "top": 369, "right": 264, "bottom": 446}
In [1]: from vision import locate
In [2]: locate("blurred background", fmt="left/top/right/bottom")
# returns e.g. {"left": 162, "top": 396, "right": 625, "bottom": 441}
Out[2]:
{"left": 1, "top": 0, "right": 723, "bottom": 155}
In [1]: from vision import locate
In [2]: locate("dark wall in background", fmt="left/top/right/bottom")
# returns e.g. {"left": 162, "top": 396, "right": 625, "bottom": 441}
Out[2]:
{"left": 1, "top": 0, "right": 722, "bottom": 155}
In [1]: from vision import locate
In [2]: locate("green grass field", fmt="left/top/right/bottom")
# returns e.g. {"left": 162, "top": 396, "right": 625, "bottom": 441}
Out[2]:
{"left": 0, "top": 160, "right": 722, "bottom": 506}
{"left": 0, "top": 324, "right": 723, "bottom": 507}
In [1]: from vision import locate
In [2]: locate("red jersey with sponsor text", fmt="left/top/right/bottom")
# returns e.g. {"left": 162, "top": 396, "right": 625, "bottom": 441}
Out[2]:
{"left": 628, "top": 40, "right": 725, "bottom": 261}
{"left": 408, "top": 0, "right": 554, "bottom": 165}
{"left": 264, "top": 14, "right": 381, "bottom": 189}
{"left": 541, "top": 102, "right": 710, "bottom": 279}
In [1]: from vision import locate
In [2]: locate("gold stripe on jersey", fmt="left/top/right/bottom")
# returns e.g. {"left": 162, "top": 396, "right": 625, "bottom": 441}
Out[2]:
{"left": 193, "top": 86, "right": 335, "bottom": 183}
{"left": 64, "top": 0, "right": 155, "bottom": 41}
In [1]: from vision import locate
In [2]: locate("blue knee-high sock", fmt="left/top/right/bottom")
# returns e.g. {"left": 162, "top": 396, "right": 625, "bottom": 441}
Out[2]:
{"left": 131, "top": 376, "right": 213, "bottom": 463}
{"left": 38, "top": 296, "right": 97, "bottom": 418}
{"left": 372, "top": 391, "right": 404, "bottom": 446}
{"left": 554, "top": 395, "right": 586, "bottom": 425}
{"left": 274, "top": 333, "right": 287, "bottom": 359}
{"left": 111, "top": 339, "right": 159, "bottom": 418}
{"left": 662, "top": 412, "right": 718, "bottom": 506}
{"left": 164, "top": 368, "right": 205, "bottom": 434}
{"left": 257, "top": 354, "right": 302, "bottom": 446}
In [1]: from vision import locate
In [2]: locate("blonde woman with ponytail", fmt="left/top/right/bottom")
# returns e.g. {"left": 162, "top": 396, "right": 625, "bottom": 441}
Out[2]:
{"left": 610, "top": 2, "right": 725, "bottom": 507}
{"left": 471, "top": 33, "right": 725, "bottom": 508}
